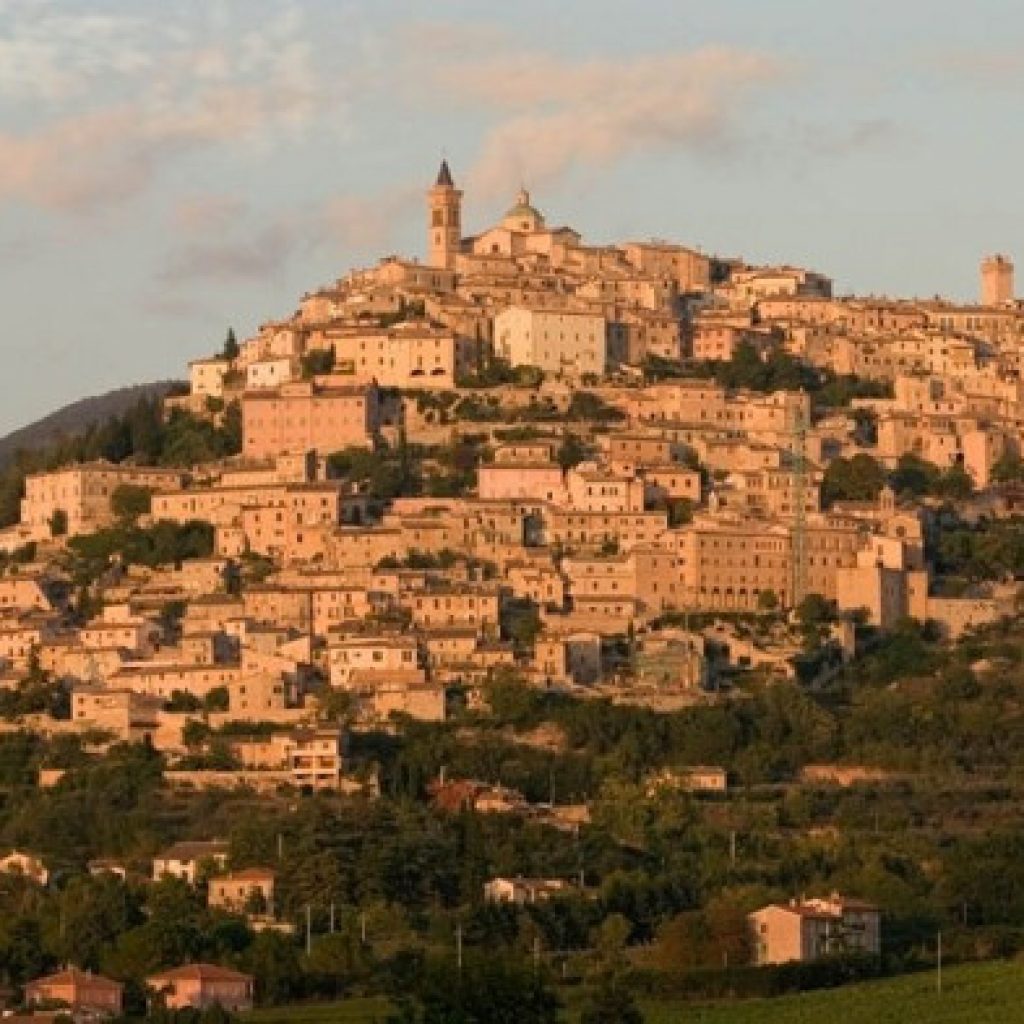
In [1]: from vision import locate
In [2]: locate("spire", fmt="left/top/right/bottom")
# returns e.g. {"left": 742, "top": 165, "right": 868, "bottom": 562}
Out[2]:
{"left": 436, "top": 159, "right": 454, "bottom": 189}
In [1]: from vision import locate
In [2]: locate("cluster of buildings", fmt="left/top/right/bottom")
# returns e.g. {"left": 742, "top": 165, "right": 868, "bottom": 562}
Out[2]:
{"left": 0, "top": 163, "right": 1018, "bottom": 769}
{"left": 16, "top": 963, "right": 254, "bottom": 1017}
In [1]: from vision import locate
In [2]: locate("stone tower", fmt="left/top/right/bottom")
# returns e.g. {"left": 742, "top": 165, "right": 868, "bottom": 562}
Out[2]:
{"left": 427, "top": 159, "right": 462, "bottom": 270}
{"left": 981, "top": 254, "right": 1014, "bottom": 306}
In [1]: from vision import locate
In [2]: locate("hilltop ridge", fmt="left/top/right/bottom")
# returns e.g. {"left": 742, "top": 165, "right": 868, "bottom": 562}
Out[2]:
{"left": 0, "top": 381, "right": 182, "bottom": 468}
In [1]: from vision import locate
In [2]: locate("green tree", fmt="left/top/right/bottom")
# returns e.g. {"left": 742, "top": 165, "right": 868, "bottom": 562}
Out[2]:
{"left": 402, "top": 955, "right": 560, "bottom": 1024}
{"left": 992, "top": 451, "right": 1024, "bottom": 483}
{"left": 301, "top": 348, "right": 336, "bottom": 378}
{"left": 889, "top": 453, "right": 941, "bottom": 497}
{"left": 241, "top": 930, "right": 303, "bottom": 1005}
{"left": 557, "top": 434, "right": 587, "bottom": 471}
{"left": 223, "top": 327, "right": 240, "bottom": 360}
{"left": 46, "top": 874, "right": 144, "bottom": 969}
{"left": 934, "top": 464, "right": 974, "bottom": 500}
{"left": 111, "top": 484, "right": 152, "bottom": 523}
{"left": 203, "top": 686, "right": 230, "bottom": 713}
{"left": 49, "top": 508, "right": 68, "bottom": 537}
{"left": 579, "top": 971, "right": 644, "bottom": 1024}
{"left": 666, "top": 498, "right": 694, "bottom": 527}
{"left": 821, "top": 453, "right": 886, "bottom": 506}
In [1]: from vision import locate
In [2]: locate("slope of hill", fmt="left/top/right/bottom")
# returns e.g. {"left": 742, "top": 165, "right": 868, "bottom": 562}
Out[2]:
{"left": 243, "top": 961, "right": 1021, "bottom": 1024}
{"left": 0, "top": 381, "right": 182, "bottom": 467}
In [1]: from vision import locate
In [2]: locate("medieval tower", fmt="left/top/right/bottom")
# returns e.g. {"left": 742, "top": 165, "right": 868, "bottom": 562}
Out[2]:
{"left": 981, "top": 254, "right": 1014, "bottom": 307}
{"left": 427, "top": 159, "right": 462, "bottom": 270}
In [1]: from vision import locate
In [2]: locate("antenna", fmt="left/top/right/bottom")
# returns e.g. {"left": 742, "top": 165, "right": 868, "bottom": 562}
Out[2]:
{"left": 791, "top": 400, "right": 808, "bottom": 607}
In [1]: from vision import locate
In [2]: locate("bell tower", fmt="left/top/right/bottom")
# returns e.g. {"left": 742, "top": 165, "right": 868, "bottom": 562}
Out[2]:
{"left": 427, "top": 159, "right": 462, "bottom": 270}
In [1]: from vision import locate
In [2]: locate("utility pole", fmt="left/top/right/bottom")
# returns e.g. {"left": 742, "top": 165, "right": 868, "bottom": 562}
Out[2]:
{"left": 361, "top": 912, "right": 367, "bottom": 944}
{"left": 456, "top": 922, "right": 463, "bottom": 975}
{"left": 533, "top": 935, "right": 541, "bottom": 972}
{"left": 936, "top": 930, "right": 943, "bottom": 994}
{"left": 729, "top": 829, "right": 737, "bottom": 867}
{"left": 277, "top": 833, "right": 284, "bottom": 861}
{"left": 306, "top": 905, "right": 312, "bottom": 955}
{"left": 330, "top": 902, "right": 335, "bottom": 934}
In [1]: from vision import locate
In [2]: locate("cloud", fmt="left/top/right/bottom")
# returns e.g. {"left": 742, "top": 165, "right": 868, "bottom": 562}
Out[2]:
{"left": 794, "top": 118, "right": 899, "bottom": 158}
{"left": 927, "top": 47, "right": 1024, "bottom": 85}
{"left": 325, "top": 187, "right": 421, "bottom": 252}
{"left": 172, "top": 195, "right": 249, "bottom": 236}
{"left": 0, "top": 81, "right": 324, "bottom": 213}
{"left": 0, "top": 3, "right": 339, "bottom": 214}
{"left": 410, "top": 43, "right": 787, "bottom": 198}
{"left": 158, "top": 184, "right": 420, "bottom": 290}
{"left": 0, "top": 7, "right": 154, "bottom": 100}
{"left": 161, "top": 222, "right": 297, "bottom": 286}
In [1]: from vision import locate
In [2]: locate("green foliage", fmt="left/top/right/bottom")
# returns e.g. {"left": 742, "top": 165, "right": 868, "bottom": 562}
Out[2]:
{"left": 579, "top": 971, "right": 645, "bottom": 1024}
{"left": 821, "top": 454, "right": 886, "bottom": 507}
{"left": 301, "top": 349, "right": 336, "bottom": 379}
{"left": 796, "top": 593, "right": 835, "bottom": 628}
{"left": 424, "top": 437, "right": 484, "bottom": 497}
{"left": 642, "top": 354, "right": 690, "bottom": 381}
{"left": 166, "top": 691, "right": 202, "bottom": 713}
{"left": 65, "top": 520, "right": 214, "bottom": 584}
{"left": 327, "top": 442, "right": 422, "bottom": 502}
{"left": 159, "top": 404, "right": 242, "bottom": 466}
{"left": 691, "top": 341, "right": 819, "bottom": 393}
{"left": 812, "top": 375, "right": 893, "bottom": 409}
{"left": 991, "top": 451, "right": 1024, "bottom": 484}
{"left": 394, "top": 955, "right": 560, "bottom": 1024}
{"left": 931, "top": 515, "right": 1024, "bottom": 581}
{"left": 223, "top": 327, "right": 240, "bottom": 360}
{"left": 378, "top": 549, "right": 460, "bottom": 571}
{"left": 501, "top": 598, "right": 543, "bottom": 646}
{"left": 457, "top": 357, "right": 544, "bottom": 388}
{"left": 0, "top": 395, "right": 242, "bottom": 487}
{"left": 0, "top": 675, "right": 70, "bottom": 721}
{"left": 557, "top": 433, "right": 587, "bottom": 471}
{"left": 890, "top": 454, "right": 972, "bottom": 500}
{"left": 159, "top": 600, "right": 187, "bottom": 640}
{"left": 111, "top": 483, "right": 153, "bottom": 522}
{"left": 48, "top": 508, "right": 68, "bottom": 537}
{"left": 666, "top": 498, "right": 694, "bottom": 527}
{"left": 203, "top": 686, "right": 230, "bottom": 712}
{"left": 567, "top": 392, "right": 625, "bottom": 424}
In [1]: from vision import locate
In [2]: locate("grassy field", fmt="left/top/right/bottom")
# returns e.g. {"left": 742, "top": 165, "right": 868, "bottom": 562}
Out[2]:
{"left": 646, "top": 961, "right": 1024, "bottom": 1024}
{"left": 247, "top": 998, "right": 393, "bottom": 1023}
{"left": 245, "top": 961, "right": 1024, "bottom": 1023}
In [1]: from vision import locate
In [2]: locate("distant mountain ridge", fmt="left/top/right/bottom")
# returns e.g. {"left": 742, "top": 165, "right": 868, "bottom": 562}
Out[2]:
{"left": 0, "top": 382, "right": 182, "bottom": 468}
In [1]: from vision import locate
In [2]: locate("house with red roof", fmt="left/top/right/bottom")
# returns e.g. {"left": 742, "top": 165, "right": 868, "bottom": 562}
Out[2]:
{"left": 147, "top": 963, "right": 254, "bottom": 1012}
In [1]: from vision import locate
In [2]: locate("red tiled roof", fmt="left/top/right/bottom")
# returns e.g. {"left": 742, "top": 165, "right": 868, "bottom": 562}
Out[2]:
{"left": 26, "top": 968, "right": 122, "bottom": 992}
{"left": 216, "top": 867, "right": 275, "bottom": 882}
{"left": 148, "top": 963, "right": 253, "bottom": 984}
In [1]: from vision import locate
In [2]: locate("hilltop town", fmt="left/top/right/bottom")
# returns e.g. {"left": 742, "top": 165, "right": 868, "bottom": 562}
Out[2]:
{"left": 2, "top": 163, "right": 1024, "bottom": 1017}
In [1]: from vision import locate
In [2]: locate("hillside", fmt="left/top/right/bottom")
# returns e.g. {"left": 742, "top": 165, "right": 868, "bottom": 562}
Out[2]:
{"left": 0, "top": 381, "right": 182, "bottom": 468}
{"left": 243, "top": 961, "right": 1023, "bottom": 1023}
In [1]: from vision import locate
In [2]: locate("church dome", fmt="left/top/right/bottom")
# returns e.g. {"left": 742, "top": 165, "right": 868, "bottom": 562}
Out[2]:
{"left": 502, "top": 188, "right": 545, "bottom": 230}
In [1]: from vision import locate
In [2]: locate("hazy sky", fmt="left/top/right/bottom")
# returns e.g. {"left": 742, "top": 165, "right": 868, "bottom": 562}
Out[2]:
{"left": 1, "top": 0, "right": 1022, "bottom": 433}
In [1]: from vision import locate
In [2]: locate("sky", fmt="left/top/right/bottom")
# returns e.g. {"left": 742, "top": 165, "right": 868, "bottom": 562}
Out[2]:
{"left": 1, "top": 0, "right": 1023, "bottom": 434}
